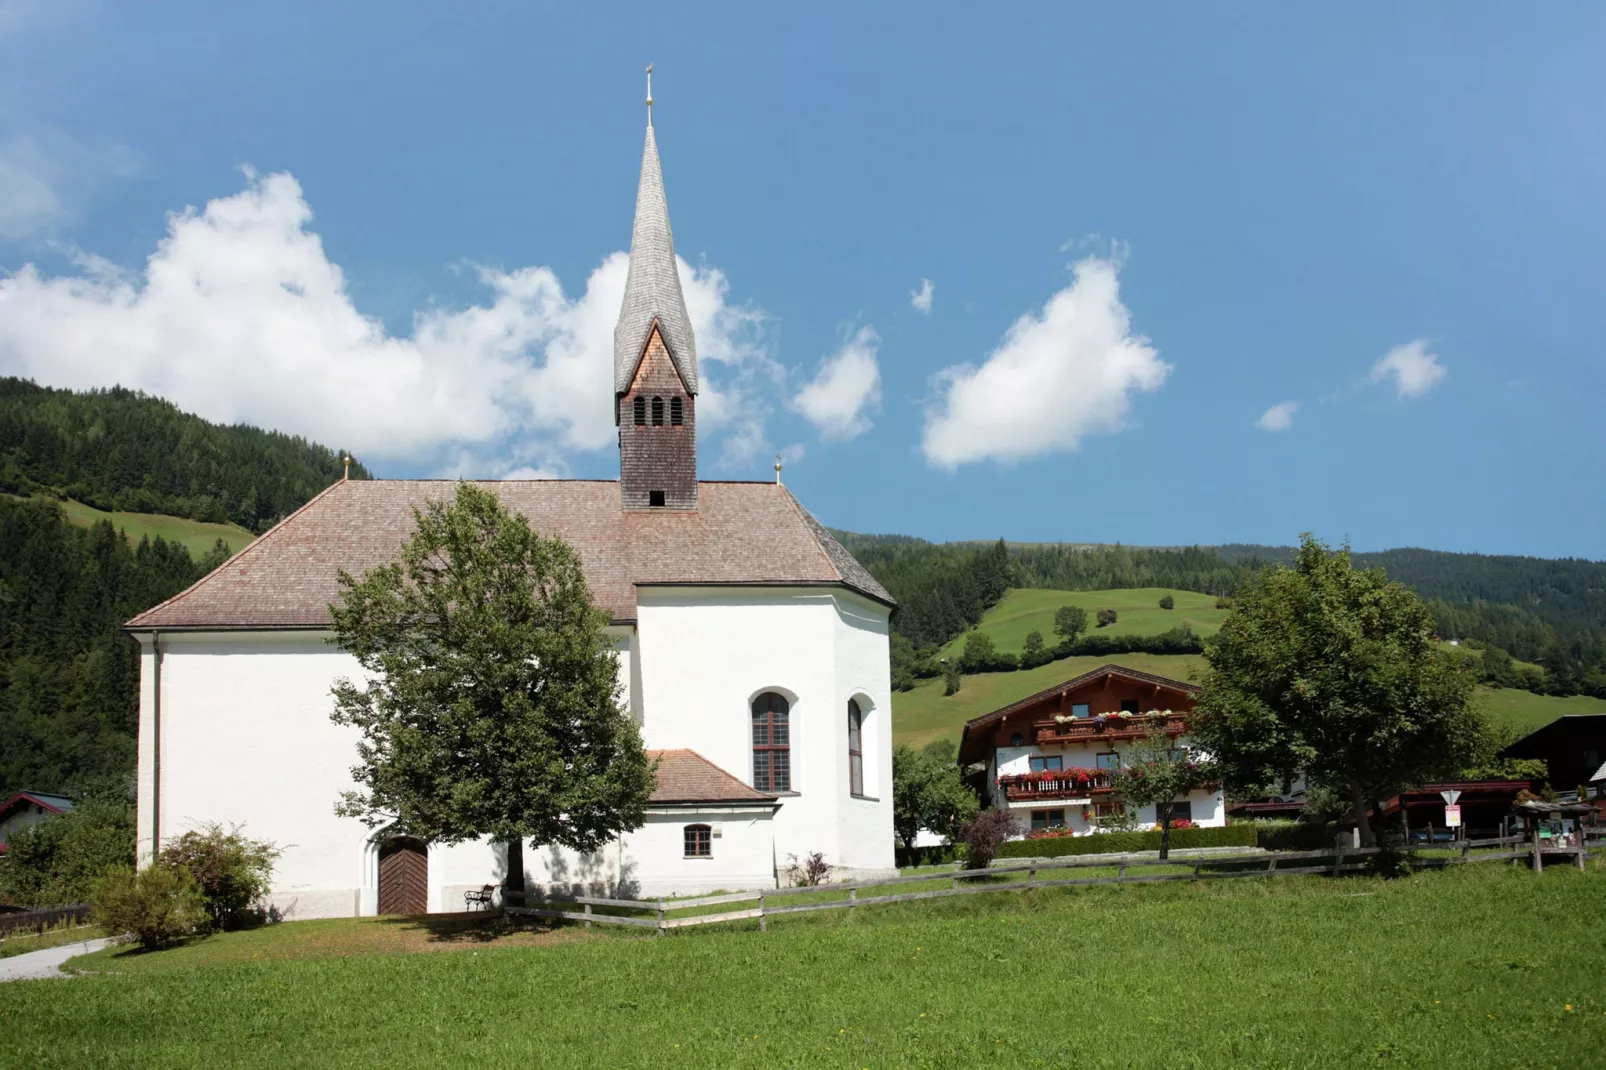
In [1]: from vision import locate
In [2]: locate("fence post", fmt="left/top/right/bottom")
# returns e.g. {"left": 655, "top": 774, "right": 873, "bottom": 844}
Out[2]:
{"left": 1577, "top": 828, "right": 1587, "bottom": 872}
{"left": 1266, "top": 853, "right": 1278, "bottom": 876}
{"left": 657, "top": 902, "right": 666, "bottom": 934}
{"left": 849, "top": 887, "right": 857, "bottom": 910}
{"left": 1118, "top": 863, "right": 1127, "bottom": 883}
{"left": 584, "top": 902, "right": 593, "bottom": 930}
{"left": 1530, "top": 822, "right": 1543, "bottom": 875}
{"left": 1335, "top": 841, "right": 1346, "bottom": 876}
{"left": 758, "top": 892, "right": 766, "bottom": 932}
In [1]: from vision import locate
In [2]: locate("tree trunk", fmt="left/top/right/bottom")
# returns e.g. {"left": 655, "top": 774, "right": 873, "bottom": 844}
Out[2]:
{"left": 1350, "top": 782, "right": 1375, "bottom": 847}
{"left": 1158, "top": 804, "right": 1172, "bottom": 860}
{"left": 504, "top": 838, "right": 525, "bottom": 905}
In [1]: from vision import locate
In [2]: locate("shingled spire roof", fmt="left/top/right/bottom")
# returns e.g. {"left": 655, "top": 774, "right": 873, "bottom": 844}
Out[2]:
{"left": 614, "top": 118, "right": 698, "bottom": 397}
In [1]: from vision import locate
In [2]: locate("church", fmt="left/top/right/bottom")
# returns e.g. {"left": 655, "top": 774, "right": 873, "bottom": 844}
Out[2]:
{"left": 126, "top": 100, "right": 897, "bottom": 917}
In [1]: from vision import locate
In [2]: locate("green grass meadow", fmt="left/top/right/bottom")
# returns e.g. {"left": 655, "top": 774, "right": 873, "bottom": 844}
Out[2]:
{"left": 57, "top": 498, "right": 256, "bottom": 557}
{"left": 937, "top": 587, "right": 1227, "bottom": 658}
{"left": 1, "top": 864, "right": 1600, "bottom": 1068}
{"left": 1474, "top": 687, "right": 1606, "bottom": 738}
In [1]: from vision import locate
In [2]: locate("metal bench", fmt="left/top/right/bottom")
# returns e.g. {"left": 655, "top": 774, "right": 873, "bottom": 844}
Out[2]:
{"left": 464, "top": 884, "right": 496, "bottom": 910}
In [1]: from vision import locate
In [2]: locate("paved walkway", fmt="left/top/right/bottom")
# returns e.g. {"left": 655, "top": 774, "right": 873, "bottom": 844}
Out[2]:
{"left": 0, "top": 937, "right": 117, "bottom": 982}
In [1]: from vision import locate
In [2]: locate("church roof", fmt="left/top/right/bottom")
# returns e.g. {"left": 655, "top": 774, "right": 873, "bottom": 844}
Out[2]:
{"left": 614, "top": 122, "right": 698, "bottom": 397}
{"left": 647, "top": 750, "right": 776, "bottom": 805}
{"left": 126, "top": 479, "right": 892, "bottom": 630}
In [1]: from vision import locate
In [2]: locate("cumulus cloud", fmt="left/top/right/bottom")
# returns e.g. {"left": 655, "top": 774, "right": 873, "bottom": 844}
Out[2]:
{"left": 793, "top": 326, "right": 881, "bottom": 441}
{"left": 1369, "top": 340, "right": 1445, "bottom": 399}
{"left": 0, "top": 169, "right": 770, "bottom": 472}
{"left": 910, "top": 277, "right": 934, "bottom": 314}
{"left": 1255, "top": 401, "right": 1298, "bottom": 431}
{"left": 921, "top": 257, "right": 1168, "bottom": 468}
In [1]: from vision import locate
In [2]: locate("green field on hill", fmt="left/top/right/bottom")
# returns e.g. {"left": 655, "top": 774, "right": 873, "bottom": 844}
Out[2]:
{"left": 1475, "top": 688, "right": 1606, "bottom": 738}
{"left": 2, "top": 865, "right": 1600, "bottom": 1068}
{"left": 57, "top": 499, "right": 256, "bottom": 557}
{"left": 937, "top": 587, "right": 1226, "bottom": 658}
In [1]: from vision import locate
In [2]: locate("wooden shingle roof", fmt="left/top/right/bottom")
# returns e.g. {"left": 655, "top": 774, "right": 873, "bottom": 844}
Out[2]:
{"left": 126, "top": 479, "right": 892, "bottom": 630}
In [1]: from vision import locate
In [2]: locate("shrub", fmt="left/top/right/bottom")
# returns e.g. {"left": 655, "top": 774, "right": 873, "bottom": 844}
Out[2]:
{"left": 996, "top": 823, "right": 1256, "bottom": 859}
{"left": 1238, "top": 819, "right": 1339, "bottom": 852}
{"left": 1159, "top": 595, "right": 1174, "bottom": 610}
{"left": 894, "top": 844, "right": 961, "bottom": 868}
{"left": 1215, "top": 596, "right": 1234, "bottom": 610}
{"left": 942, "top": 661, "right": 961, "bottom": 696}
{"left": 91, "top": 864, "right": 207, "bottom": 950}
{"left": 961, "top": 809, "right": 1019, "bottom": 870}
{"left": 1096, "top": 609, "right": 1118, "bottom": 628}
{"left": 785, "top": 851, "right": 831, "bottom": 887}
{"left": 0, "top": 794, "right": 134, "bottom": 908}
{"left": 959, "top": 631, "right": 1017, "bottom": 674}
{"left": 159, "top": 824, "right": 280, "bottom": 931}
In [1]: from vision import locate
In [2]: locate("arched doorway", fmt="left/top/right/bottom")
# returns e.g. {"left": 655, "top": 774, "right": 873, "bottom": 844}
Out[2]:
{"left": 377, "top": 836, "right": 429, "bottom": 915}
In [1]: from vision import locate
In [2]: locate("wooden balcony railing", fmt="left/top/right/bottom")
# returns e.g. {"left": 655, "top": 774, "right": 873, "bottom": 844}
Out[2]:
{"left": 998, "top": 771, "right": 1115, "bottom": 801}
{"left": 1033, "top": 710, "right": 1189, "bottom": 745}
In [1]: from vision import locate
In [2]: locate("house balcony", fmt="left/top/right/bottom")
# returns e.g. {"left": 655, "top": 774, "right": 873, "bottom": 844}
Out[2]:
{"left": 998, "top": 771, "right": 1116, "bottom": 802}
{"left": 1033, "top": 710, "right": 1188, "bottom": 746}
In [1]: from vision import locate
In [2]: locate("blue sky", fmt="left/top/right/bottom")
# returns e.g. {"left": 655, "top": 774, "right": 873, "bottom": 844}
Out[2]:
{"left": 1, "top": 3, "right": 1602, "bottom": 557}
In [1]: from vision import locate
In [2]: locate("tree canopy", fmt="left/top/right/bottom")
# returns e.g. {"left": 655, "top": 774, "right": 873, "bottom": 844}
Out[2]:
{"left": 1109, "top": 728, "right": 1218, "bottom": 859}
{"left": 329, "top": 482, "right": 654, "bottom": 852}
{"left": 891, "top": 743, "right": 978, "bottom": 849}
{"left": 1190, "top": 535, "right": 1482, "bottom": 845}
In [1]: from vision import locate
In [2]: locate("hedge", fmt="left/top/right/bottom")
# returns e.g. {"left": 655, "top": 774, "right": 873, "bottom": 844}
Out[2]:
{"left": 997, "top": 823, "right": 1257, "bottom": 859}
{"left": 1248, "top": 821, "right": 1339, "bottom": 852}
{"left": 894, "top": 845, "right": 961, "bottom": 868}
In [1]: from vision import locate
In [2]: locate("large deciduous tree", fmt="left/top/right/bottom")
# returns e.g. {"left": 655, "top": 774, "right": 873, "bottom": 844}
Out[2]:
{"left": 892, "top": 743, "right": 979, "bottom": 849}
{"left": 1109, "top": 728, "right": 1218, "bottom": 859}
{"left": 1190, "top": 534, "right": 1480, "bottom": 846}
{"left": 329, "top": 482, "right": 654, "bottom": 872}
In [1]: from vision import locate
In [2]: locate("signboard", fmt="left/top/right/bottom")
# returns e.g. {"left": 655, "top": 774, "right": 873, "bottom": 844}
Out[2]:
{"left": 1440, "top": 789, "right": 1462, "bottom": 806}
{"left": 1444, "top": 805, "right": 1462, "bottom": 828}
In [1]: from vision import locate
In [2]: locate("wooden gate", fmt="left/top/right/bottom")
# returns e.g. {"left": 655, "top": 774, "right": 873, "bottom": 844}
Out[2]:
{"left": 377, "top": 837, "right": 429, "bottom": 915}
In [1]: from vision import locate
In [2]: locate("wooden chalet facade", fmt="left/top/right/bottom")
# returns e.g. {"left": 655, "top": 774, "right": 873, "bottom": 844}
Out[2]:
{"left": 957, "top": 664, "right": 1225, "bottom": 836}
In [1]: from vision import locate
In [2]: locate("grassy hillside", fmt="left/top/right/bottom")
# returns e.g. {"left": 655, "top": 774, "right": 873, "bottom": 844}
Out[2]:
{"left": 1475, "top": 688, "right": 1606, "bottom": 738}
{"left": 938, "top": 586, "right": 1225, "bottom": 658}
{"left": 57, "top": 498, "right": 255, "bottom": 557}
{"left": 5, "top": 866, "right": 1600, "bottom": 1067}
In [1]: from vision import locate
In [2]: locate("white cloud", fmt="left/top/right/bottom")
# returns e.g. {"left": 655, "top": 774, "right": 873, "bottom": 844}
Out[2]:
{"left": 0, "top": 169, "right": 771, "bottom": 472}
{"left": 921, "top": 257, "right": 1168, "bottom": 468}
{"left": 1255, "top": 401, "right": 1298, "bottom": 431}
{"left": 792, "top": 326, "right": 882, "bottom": 442}
{"left": 910, "top": 277, "right": 933, "bottom": 314}
{"left": 0, "top": 129, "right": 137, "bottom": 240}
{"left": 1369, "top": 340, "right": 1445, "bottom": 399}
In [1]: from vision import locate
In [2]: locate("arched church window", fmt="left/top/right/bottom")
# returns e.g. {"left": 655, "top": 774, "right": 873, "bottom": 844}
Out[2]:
{"left": 651, "top": 397, "right": 664, "bottom": 425}
{"left": 847, "top": 698, "right": 864, "bottom": 796}
{"left": 633, "top": 396, "right": 647, "bottom": 426}
{"left": 670, "top": 397, "right": 683, "bottom": 426}
{"left": 751, "top": 692, "right": 791, "bottom": 793}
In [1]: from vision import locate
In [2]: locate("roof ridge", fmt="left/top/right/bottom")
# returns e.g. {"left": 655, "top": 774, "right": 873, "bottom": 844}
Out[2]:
{"left": 126, "top": 478, "right": 351, "bottom": 630}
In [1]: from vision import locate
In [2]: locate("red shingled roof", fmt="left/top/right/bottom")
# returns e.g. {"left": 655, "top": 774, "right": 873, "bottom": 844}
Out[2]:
{"left": 647, "top": 750, "right": 776, "bottom": 804}
{"left": 126, "top": 479, "right": 891, "bottom": 629}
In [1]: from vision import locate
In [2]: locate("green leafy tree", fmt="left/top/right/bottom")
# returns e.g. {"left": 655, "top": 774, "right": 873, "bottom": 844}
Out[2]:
{"left": 1190, "top": 535, "right": 1481, "bottom": 846}
{"left": 892, "top": 745, "right": 979, "bottom": 849}
{"left": 329, "top": 482, "right": 655, "bottom": 871}
{"left": 942, "top": 660, "right": 961, "bottom": 696}
{"left": 959, "top": 631, "right": 998, "bottom": 673}
{"left": 0, "top": 791, "right": 134, "bottom": 906}
{"left": 1053, "top": 604, "right": 1089, "bottom": 644}
{"left": 1108, "top": 728, "right": 1218, "bottom": 859}
{"left": 1158, "top": 595, "right": 1174, "bottom": 610}
{"left": 1023, "top": 631, "right": 1045, "bottom": 659}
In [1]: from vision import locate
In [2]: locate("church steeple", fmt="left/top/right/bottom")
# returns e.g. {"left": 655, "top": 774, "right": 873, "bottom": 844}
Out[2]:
{"left": 615, "top": 68, "right": 698, "bottom": 511}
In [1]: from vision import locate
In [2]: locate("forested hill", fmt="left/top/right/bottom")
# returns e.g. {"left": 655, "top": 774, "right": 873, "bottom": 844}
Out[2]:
{"left": 0, "top": 378, "right": 371, "bottom": 533}
{"left": 834, "top": 531, "right": 1606, "bottom": 698}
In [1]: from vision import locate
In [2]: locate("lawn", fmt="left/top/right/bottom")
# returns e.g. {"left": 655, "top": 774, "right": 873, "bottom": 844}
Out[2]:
{"left": 893, "top": 653, "right": 1207, "bottom": 748}
{"left": 1, "top": 864, "right": 1601, "bottom": 1068}
{"left": 938, "top": 587, "right": 1227, "bottom": 658}
{"left": 1475, "top": 688, "right": 1606, "bottom": 738}
{"left": 57, "top": 498, "right": 256, "bottom": 557}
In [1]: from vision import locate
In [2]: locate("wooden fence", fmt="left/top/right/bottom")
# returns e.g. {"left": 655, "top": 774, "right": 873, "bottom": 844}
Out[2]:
{"left": 507, "top": 829, "right": 1602, "bottom": 935}
{"left": 0, "top": 902, "right": 92, "bottom": 939}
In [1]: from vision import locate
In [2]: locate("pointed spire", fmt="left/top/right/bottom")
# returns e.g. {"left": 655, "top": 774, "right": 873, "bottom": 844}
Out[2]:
{"left": 614, "top": 75, "right": 698, "bottom": 397}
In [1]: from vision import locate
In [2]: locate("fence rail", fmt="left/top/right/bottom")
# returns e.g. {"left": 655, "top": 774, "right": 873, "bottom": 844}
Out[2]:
{"left": 507, "top": 833, "right": 1601, "bottom": 935}
{"left": 0, "top": 902, "right": 91, "bottom": 939}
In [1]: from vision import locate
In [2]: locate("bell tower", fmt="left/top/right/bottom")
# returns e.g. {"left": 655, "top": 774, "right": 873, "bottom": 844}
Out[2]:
{"left": 615, "top": 67, "right": 698, "bottom": 511}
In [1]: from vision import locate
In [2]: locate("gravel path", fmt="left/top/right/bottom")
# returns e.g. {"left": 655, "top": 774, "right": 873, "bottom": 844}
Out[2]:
{"left": 0, "top": 937, "right": 117, "bottom": 982}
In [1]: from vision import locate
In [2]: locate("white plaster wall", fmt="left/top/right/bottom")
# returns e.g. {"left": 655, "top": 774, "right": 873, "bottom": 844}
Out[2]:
{"left": 518, "top": 807, "right": 776, "bottom": 898}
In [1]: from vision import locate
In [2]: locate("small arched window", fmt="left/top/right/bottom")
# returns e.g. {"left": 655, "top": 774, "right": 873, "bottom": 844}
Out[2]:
{"left": 751, "top": 692, "right": 791, "bottom": 793}
{"left": 847, "top": 699, "right": 864, "bottom": 797}
{"left": 633, "top": 396, "right": 646, "bottom": 426}
{"left": 651, "top": 396, "right": 664, "bottom": 426}
{"left": 670, "top": 397, "right": 684, "bottom": 426}
{"left": 1010, "top": 732, "right": 1024, "bottom": 748}
{"left": 684, "top": 824, "right": 712, "bottom": 858}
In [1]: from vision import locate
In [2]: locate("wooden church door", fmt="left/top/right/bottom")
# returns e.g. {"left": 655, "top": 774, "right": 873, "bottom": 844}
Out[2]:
{"left": 377, "top": 837, "right": 429, "bottom": 915}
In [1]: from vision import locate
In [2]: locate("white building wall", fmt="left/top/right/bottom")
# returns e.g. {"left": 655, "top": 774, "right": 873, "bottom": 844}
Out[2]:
{"left": 996, "top": 737, "right": 1226, "bottom": 837}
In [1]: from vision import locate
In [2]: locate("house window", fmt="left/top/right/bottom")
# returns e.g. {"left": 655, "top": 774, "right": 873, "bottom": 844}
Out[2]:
{"left": 1071, "top": 703, "right": 1091, "bottom": 719}
{"left": 670, "top": 397, "right": 684, "bottom": 426}
{"left": 1167, "top": 748, "right": 1189, "bottom": 763}
{"left": 1096, "top": 752, "right": 1121, "bottom": 770}
{"left": 633, "top": 396, "right": 647, "bottom": 426}
{"left": 1009, "top": 732, "right": 1024, "bottom": 748}
{"left": 1031, "top": 809, "right": 1066, "bottom": 831}
{"left": 651, "top": 396, "right": 665, "bottom": 425}
{"left": 684, "top": 824, "right": 712, "bottom": 858}
{"left": 1168, "top": 801, "right": 1193, "bottom": 823}
{"left": 648, "top": 490, "right": 666, "bottom": 508}
{"left": 1093, "top": 801, "right": 1126, "bottom": 823}
{"left": 847, "top": 699, "right": 865, "bottom": 796}
{"left": 752, "top": 691, "right": 791, "bottom": 792}
{"left": 1028, "top": 756, "right": 1063, "bottom": 772}
{"left": 1120, "top": 699, "right": 1141, "bottom": 714}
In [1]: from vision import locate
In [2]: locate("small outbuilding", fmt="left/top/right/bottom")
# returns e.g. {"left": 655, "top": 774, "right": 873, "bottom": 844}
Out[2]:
{"left": 1498, "top": 714, "right": 1606, "bottom": 798}
{"left": 0, "top": 791, "right": 74, "bottom": 854}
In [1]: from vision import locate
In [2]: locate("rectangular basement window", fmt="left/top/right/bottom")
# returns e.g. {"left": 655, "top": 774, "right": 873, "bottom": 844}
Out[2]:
{"left": 649, "top": 490, "right": 666, "bottom": 507}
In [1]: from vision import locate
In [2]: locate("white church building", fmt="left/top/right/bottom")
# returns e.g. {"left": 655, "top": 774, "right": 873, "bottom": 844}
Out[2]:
{"left": 127, "top": 105, "right": 896, "bottom": 918}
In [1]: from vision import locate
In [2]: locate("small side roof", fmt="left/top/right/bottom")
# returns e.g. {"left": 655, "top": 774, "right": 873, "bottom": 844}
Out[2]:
{"left": 0, "top": 791, "right": 73, "bottom": 819}
{"left": 647, "top": 750, "right": 776, "bottom": 806}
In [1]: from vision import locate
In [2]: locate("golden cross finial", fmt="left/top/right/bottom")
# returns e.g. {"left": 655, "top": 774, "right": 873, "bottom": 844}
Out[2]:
{"left": 774, "top": 452, "right": 783, "bottom": 486}
{"left": 645, "top": 64, "right": 654, "bottom": 125}
{"left": 342, "top": 455, "right": 351, "bottom": 481}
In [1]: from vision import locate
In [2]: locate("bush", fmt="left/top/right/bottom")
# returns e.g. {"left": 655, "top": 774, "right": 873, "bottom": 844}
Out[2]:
{"left": 91, "top": 864, "right": 207, "bottom": 950}
{"left": 1237, "top": 819, "right": 1339, "bottom": 852}
{"left": 784, "top": 851, "right": 831, "bottom": 887}
{"left": 1215, "top": 596, "right": 1234, "bottom": 610}
{"left": 961, "top": 809, "right": 1020, "bottom": 870}
{"left": 942, "top": 661, "right": 961, "bottom": 696}
{"left": 158, "top": 824, "right": 280, "bottom": 931}
{"left": 959, "top": 631, "right": 1017, "bottom": 674}
{"left": 0, "top": 795, "right": 135, "bottom": 908}
{"left": 894, "top": 844, "right": 961, "bottom": 868}
{"left": 1159, "top": 595, "right": 1174, "bottom": 610}
{"left": 996, "top": 823, "right": 1256, "bottom": 859}
{"left": 1096, "top": 609, "right": 1118, "bottom": 628}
